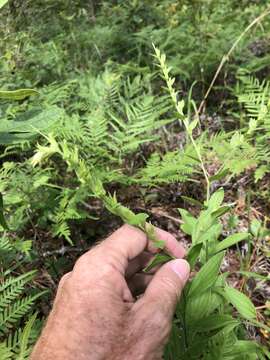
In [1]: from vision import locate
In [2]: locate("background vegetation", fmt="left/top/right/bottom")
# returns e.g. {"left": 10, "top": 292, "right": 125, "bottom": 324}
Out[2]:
{"left": 0, "top": 0, "right": 270, "bottom": 358}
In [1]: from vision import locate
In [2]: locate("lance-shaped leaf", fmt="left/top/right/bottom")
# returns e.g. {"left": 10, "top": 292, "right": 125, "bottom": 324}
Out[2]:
{"left": 179, "top": 208, "right": 197, "bottom": 235}
{"left": 181, "top": 196, "right": 203, "bottom": 208}
{"left": 224, "top": 286, "right": 256, "bottom": 320}
{"left": 0, "top": 106, "right": 64, "bottom": 144}
{"left": 143, "top": 253, "right": 173, "bottom": 272}
{"left": 215, "top": 233, "right": 250, "bottom": 252}
{"left": 190, "top": 314, "right": 239, "bottom": 332}
{"left": 188, "top": 251, "right": 224, "bottom": 297}
{"left": 211, "top": 205, "right": 231, "bottom": 218}
{"left": 0, "top": 89, "right": 39, "bottom": 100}
{"left": 186, "top": 242, "right": 203, "bottom": 269}
{"left": 209, "top": 168, "right": 230, "bottom": 182}
{"left": 206, "top": 188, "right": 224, "bottom": 210}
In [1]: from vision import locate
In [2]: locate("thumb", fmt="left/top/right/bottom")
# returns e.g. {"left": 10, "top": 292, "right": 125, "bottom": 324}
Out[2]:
{"left": 139, "top": 259, "right": 190, "bottom": 321}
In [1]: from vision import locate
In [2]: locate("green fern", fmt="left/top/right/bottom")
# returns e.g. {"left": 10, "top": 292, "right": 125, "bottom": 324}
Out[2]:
{"left": 0, "top": 274, "right": 44, "bottom": 335}
{"left": 206, "top": 131, "right": 258, "bottom": 176}
{"left": 0, "top": 237, "right": 12, "bottom": 254}
{"left": 15, "top": 313, "right": 38, "bottom": 360}
{"left": 0, "top": 237, "right": 45, "bottom": 359}
{"left": 136, "top": 146, "right": 198, "bottom": 185}
{"left": 0, "top": 342, "right": 12, "bottom": 360}
{"left": 236, "top": 70, "right": 270, "bottom": 181}
{"left": 0, "top": 271, "right": 45, "bottom": 358}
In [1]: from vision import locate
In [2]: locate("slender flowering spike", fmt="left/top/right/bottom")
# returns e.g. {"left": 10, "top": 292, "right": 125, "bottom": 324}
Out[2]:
{"left": 153, "top": 44, "right": 211, "bottom": 201}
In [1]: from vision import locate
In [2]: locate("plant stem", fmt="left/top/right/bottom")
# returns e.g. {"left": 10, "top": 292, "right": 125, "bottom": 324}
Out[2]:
{"left": 188, "top": 132, "right": 210, "bottom": 202}
{"left": 182, "top": 289, "right": 188, "bottom": 350}
{"left": 153, "top": 45, "right": 211, "bottom": 202}
{"left": 198, "top": 6, "right": 270, "bottom": 114}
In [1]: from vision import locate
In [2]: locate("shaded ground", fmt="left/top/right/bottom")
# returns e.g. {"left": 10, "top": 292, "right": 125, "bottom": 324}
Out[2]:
{"left": 31, "top": 151, "right": 270, "bottom": 346}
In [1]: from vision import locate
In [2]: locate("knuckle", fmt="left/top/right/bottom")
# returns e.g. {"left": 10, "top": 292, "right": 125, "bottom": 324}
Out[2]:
{"left": 73, "top": 256, "right": 86, "bottom": 271}
{"left": 133, "top": 306, "right": 171, "bottom": 341}
{"left": 161, "top": 275, "right": 181, "bottom": 299}
{"left": 73, "top": 244, "right": 102, "bottom": 271}
{"left": 73, "top": 248, "right": 117, "bottom": 282}
{"left": 74, "top": 251, "right": 93, "bottom": 270}
{"left": 58, "top": 272, "right": 72, "bottom": 290}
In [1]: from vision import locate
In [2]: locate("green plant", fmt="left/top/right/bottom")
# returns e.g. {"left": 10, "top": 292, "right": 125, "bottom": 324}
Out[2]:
{"left": 164, "top": 191, "right": 269, "bottom": 359}
{"left": 0, "top": 237, "right": 45, "bottom": 359}
{"left": 1, "top": 2, "right": 270, "bottom": 357}
{"left": 29, "top": 46, "right": 270, "bottom": 357}
{"left": 235, "top": 70, "right": 270, "bottom": 182}
{"left": 150, "top": 47, "right": 269, "bottom": 359}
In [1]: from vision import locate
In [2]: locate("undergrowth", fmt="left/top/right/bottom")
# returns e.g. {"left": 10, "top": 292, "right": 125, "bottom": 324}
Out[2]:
{"left": 0, "top": 0, "right": 270, "bottom": 359}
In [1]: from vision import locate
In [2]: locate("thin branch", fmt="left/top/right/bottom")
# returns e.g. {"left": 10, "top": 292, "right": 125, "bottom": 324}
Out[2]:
{"left": 198, "top": 7, "right": 270, "bottom": 114}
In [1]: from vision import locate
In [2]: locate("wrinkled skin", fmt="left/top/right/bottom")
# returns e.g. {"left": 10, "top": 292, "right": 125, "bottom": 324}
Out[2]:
{"left": 31, "top": 225, "right": 190, "bottom": 360}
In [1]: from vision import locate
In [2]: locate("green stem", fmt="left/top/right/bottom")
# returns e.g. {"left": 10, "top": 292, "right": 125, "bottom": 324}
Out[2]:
{"left": 153, "top": 45, "right": 210, "bottom": 202}
{"left": 188, "top": 131, "right": 210, "bottom": 202}
{"left": 182, "top": 289, "right": 188, "bottom": 350}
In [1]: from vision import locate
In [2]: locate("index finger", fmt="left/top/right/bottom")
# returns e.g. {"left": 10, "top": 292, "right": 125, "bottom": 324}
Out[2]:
{"left": 100, "top": 224, "right": 186, "bottom": 273}
{"left": 77, "top": 224, "right": 186, "bottom": 276}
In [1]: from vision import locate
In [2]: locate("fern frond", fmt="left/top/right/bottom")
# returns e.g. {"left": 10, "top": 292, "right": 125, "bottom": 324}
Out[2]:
{"left": 207, "top": 131, "right": 257, "bottom": 175}
{"left": 0, "top": 271, "right": 36, "bottom": 294}
{"left": 137, "top": 146, "right": 197, "bottom": 185}
{"left": 237, "top": 70, "right": 270, "bottom": 124}
{"left": 0, "top": 291, "right": 45, "bottom": 335}
{"left": 0, "top": 342, "right": 12, "bottom": 360}
{"left": 15, "top": 313, "right": 38, "bottom": 360}
{"left": 41, "top": 81, "right": 77, "bottom": 106}
{"left": 235, "top": 71, "right": 270, "bottom": 179}
{"left": 0, "top": 237, "right": 12, "bottom": 254}
{"left": 52, "top": 222, "right": 72, "bottom": 244}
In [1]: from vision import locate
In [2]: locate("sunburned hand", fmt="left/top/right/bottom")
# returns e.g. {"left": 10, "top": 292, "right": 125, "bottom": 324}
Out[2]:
{"left": 31, "top": 225, "right": 190, "bottom": 360}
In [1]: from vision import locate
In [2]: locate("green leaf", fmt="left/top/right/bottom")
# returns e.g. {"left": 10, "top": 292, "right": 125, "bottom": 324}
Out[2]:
{"left": 211, "top": 205, "right": 231, "bottom": 218}
{"left": 236, "top": 271, "right": 269, "bottom": 281}
{"left": 0, "top": 106, "right": 64, "bottom": 144}
{"left": 229, "top": 340, "right": 260, "bottom": 357}
{"left": 209, "top": 168, "right": 230, "bottom": 182}
{"left": 191, "top": 210, "right": 213, "bottom": 244}
{"left": 186, "top": 290, "right": 213, "bottom": 324}
{"left": 190, "top": 314, "right": 238, "bottom": 332}
{"left": 0, "top": 193, "right": 8, "bottom": 230}
{"left": 206, "top": 188, "right": 224, "bottom": 210}
{"left": 0, "top": 342, "right": 12, "bottom": 360}
{"left": 0, "top": 89, "right": 39, "bottom": 100}
{"left": 185, "top": 290, "right": 225, "bottom": 326}
{"left": 187, "top": 118, "right": 198, "bottom": 133}
{"left": 179, "top": 208, "right": 197, "bottom": 235}
{"left": 128, "top": 213, "right": 149, "bottom": 227}
{"left": 224, "top": 286, "right": 256, "bottom": 320}
{"left": 145, "top": 223, "right": 165, "bottom": 249}
{"left": 188, "top": 252, "right": 224, "bottom": 297}
{"left": 17, "top": 313, "right": 38, "bottom": 360}
{"left": 247, "top": 118, "right": 257, "bottom": 134}
{"left": 250, "top": 219, "right": 261, "bottom": 238}
{"left": 0, "top": 0, "right": 9, "bottom": 10}
{"left": 186, "top": 243, "right": 203, "bottom": 268}
{"left": 181, "top": 196, "right": 203, "bottom": 208}
{"left": 143, "top": 253, "right": 173, "bottom": 272}
{"left": 215, "top": 233, "right": 250, "bottom": 252}
{"left": 254, "top": 165, "right": 269, "bottom": 183}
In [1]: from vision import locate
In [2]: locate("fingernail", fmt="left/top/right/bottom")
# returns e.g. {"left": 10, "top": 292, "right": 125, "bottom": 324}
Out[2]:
{"left": 170, "top": 259, "right": 190, "bottom": 284}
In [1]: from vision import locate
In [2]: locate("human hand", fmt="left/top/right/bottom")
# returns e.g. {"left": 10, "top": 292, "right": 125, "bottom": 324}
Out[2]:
{"left": 31, "top": 225, "right": 190, "bottom": 360}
